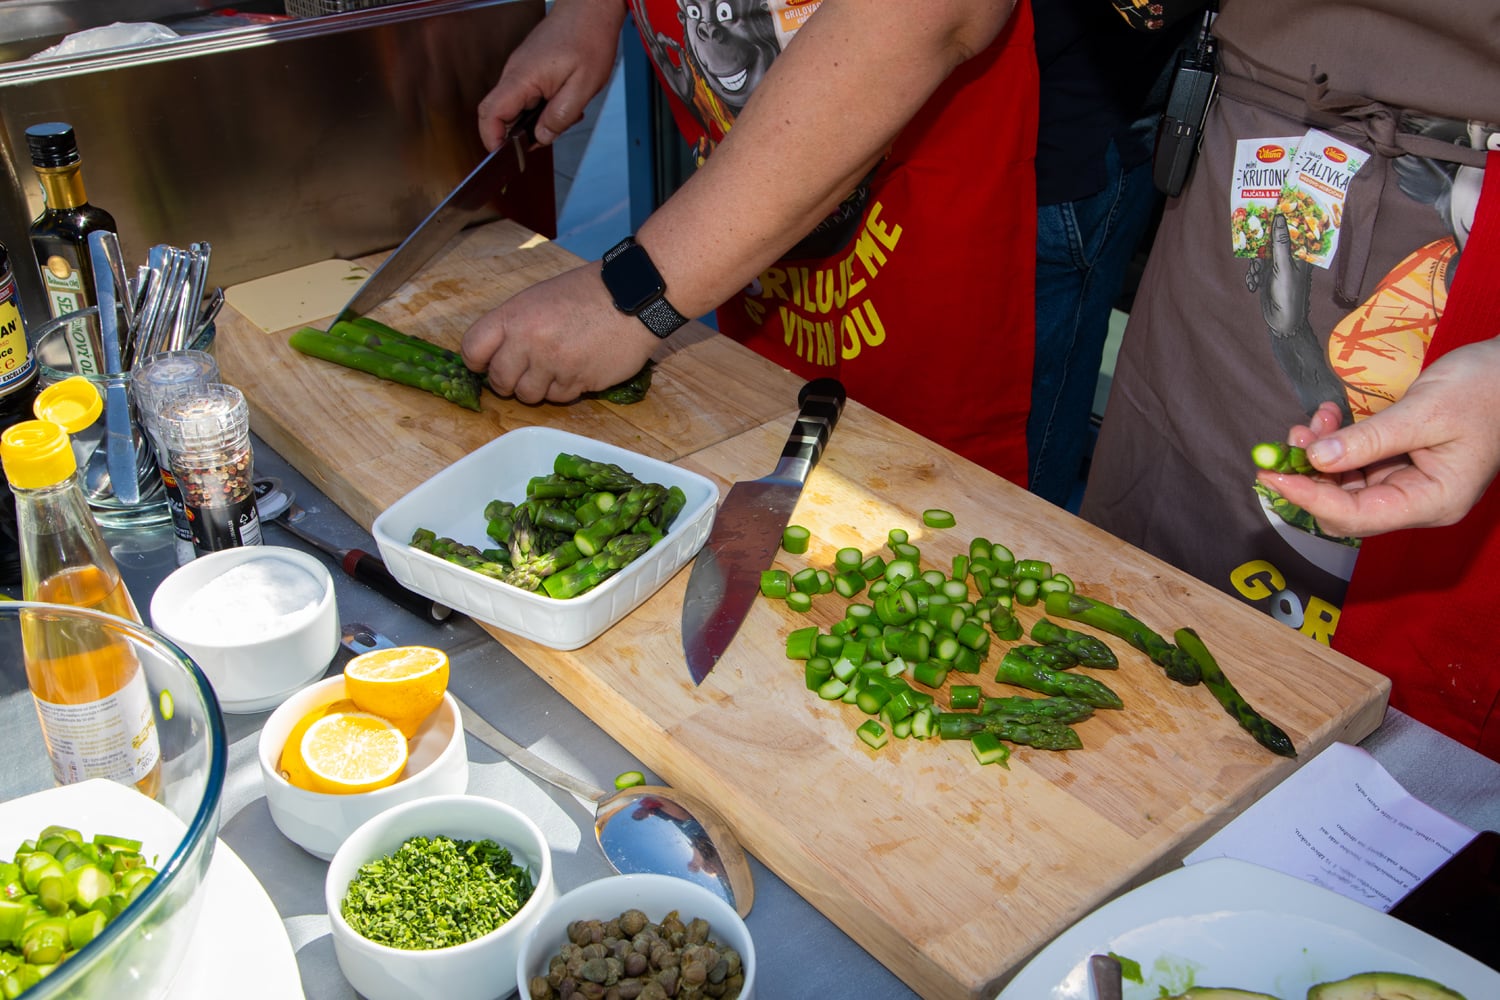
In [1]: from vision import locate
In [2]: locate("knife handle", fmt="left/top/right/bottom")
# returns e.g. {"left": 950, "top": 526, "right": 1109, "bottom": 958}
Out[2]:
{"left": 778, "top": 378, "right": 845, "bottom": 482}
{"left": 506, "top": 102, "right": 546, "bottom": 148}
{"left": 342, "top": 548, "right": 454, "bottom": 623}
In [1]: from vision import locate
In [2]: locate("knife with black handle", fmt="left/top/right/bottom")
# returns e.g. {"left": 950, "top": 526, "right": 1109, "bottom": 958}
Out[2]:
{"left": 680, "top": 377, "right": 846, "bottom": 684}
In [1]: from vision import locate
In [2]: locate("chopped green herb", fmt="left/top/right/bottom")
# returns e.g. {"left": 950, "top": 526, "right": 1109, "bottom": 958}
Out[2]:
{"left": 340, "top": 835, "right": 535, "bottom": 950}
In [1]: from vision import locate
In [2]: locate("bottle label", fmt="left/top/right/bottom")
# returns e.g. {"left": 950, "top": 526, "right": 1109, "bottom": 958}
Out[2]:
{"left": 38, "top": 255, "right": 99, "bottom": 376}
{"left": 0, "top": 271, "right": 35, "bottom": 395}
{"left": 159, "top": 466, "right": 195, "bottom": 542}
{"left": 33, "top": 671, "right": 162, "bottom": 786}
{"left": 186, "top": 493, "right": 263, "bottom": 552}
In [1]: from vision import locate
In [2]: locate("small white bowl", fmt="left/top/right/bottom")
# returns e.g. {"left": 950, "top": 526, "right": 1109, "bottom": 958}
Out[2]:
{"left": 371, "top": 426, "right": 717, "bottom": 650}
{"left": 516, "top": 874, "right": 756, "bottom": 1000}
{"left": 326, "top": 794, "right": 557, "bottom": 1000}
{"left": 149, "top": 545, "right": 339, "bottom": 713}
{"left": 258, "top": 674, "right": 469, "bottom": 860}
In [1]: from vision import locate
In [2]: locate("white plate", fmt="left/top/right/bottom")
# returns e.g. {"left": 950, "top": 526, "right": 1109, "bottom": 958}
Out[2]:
{"left": 372, "top": 425, "right": 718, "bottom": 649}
{"left": 997, "top": 857, "right": 1499, "bottom": 999}
{"left": 169, "top": 836, "right": 304, "bottom": 999}
{"left": 0, "top": 780, "right": 301, "bottom": 999}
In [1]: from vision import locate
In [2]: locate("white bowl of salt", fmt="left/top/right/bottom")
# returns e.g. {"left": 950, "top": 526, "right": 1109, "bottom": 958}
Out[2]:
{"left": 150, "top": 545, "right": 340, "bottom": 713}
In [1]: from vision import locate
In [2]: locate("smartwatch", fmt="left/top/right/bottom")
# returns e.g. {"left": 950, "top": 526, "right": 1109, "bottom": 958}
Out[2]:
{"left": 600, "top": 236, "right": 689, "bottom": 338}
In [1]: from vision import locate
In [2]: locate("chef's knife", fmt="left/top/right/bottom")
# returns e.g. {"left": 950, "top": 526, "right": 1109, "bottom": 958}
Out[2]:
{"left": 330, "top": 103, "right": 544, "bottom": 327}
{"left": 681, "top": 378, "right": 846, "bottom": 684}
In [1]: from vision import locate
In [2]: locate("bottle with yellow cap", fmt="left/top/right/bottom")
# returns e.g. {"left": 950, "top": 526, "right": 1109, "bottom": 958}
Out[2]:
{"left": 0, "top": 417, "right": 162, "bottom": 797}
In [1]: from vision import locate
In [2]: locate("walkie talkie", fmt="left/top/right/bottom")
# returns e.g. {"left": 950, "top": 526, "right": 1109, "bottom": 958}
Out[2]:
{"left": 1153, "top": 5, "right": 1219, "bottom": 197}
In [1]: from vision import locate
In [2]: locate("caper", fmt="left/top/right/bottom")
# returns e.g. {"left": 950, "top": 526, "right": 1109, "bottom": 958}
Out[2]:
{"left": 619, "top": 908, "right": 648, "bottom": 936}
{"left": 529, "top": 977, "right": 554, "bottom": 999}
{"left": 679, "top": 959, "right": 707, "bottom": 988}
{"left": 578, "top": 957, "right": 612, "bottom": 984}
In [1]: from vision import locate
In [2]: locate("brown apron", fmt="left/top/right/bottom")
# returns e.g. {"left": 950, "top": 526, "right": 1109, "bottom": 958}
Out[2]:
{"left": 1081, "top": 0, "right": 1500, "bottom": 754}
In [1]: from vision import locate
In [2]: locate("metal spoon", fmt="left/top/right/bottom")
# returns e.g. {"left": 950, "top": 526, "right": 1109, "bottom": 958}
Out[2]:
{"left": 339, "top": 622, "right": 757, "bottom": 917}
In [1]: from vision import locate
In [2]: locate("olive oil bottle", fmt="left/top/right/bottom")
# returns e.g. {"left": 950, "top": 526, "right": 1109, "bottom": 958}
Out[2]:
{"left": 26, "top": 122, "right": 118, "bottom": 378}
{"left": 0, "top": 239, "right": 38, "bottom": 586}
{"left": 0, "top": 419, "right": 162, "bottom": 798}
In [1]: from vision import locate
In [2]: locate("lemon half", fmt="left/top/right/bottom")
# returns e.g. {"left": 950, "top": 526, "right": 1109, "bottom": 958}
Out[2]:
{"left": 344, "top": 645, "right": 450, "bottom": 738}
{"left": 299, "top": 711, "right": 408, "bottom": 795}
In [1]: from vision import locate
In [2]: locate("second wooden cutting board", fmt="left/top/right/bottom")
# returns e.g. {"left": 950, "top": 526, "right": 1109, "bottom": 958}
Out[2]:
{"left": 217, "top": 221, "right": 1390, "bottom": 999}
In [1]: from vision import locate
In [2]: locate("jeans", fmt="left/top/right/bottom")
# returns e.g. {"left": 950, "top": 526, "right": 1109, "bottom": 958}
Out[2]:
{"left": 1028, "top": 140, "right": 1159, "bottom": 507}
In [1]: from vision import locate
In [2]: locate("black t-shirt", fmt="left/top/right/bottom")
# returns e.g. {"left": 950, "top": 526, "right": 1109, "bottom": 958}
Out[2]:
{"left": 1034, "top": 0, "right": 1201, "bottom": 205}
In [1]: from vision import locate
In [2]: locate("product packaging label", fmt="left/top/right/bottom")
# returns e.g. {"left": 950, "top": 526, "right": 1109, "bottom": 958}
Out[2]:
{"left": 34, "top": 671, "right": 161, "bottom": 786}
{"left": 0, "top": 272, "right": 35, "bottom": 394}
{"left": 1277, "top": 128, "right": 1370, "bottom": 269}
{"left": 1230, "top": 136, "right": 1302, "bottom": 258}
{"left": 187, "top": 494, "right": 262, "bottom": 552}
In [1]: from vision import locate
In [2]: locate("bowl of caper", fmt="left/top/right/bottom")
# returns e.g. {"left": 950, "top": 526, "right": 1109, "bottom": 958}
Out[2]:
{"left": 515, "top": 873, "right": 756, "bottom": 1000}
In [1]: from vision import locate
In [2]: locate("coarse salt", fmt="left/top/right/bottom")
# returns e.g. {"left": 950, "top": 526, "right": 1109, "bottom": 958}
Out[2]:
{"left": 163, "top": 557, "right": 326, "bottom": 644}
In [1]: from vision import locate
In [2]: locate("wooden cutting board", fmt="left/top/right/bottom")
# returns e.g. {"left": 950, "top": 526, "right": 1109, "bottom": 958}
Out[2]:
{"left": 216, "top": 221, "right": 1390, "bottom": 1000}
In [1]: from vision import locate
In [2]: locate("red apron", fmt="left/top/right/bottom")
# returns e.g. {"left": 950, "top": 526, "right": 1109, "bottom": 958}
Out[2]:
{"left": 1336, "top": 152, "right": 1500, "bottom": 758}
{"left": 626, "top": 0, "right": 1038, "bottom": 483}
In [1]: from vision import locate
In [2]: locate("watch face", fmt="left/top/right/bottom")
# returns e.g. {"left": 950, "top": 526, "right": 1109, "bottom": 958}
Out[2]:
{"left": 602, "top": 242, "right": 666, "bottom": 315}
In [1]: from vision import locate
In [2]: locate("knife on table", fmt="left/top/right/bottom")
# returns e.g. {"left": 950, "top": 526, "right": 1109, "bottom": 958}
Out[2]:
{"left": 680, "top": 378, "right": 846, "bottom": 685}
{"left": 330, "top": 103, "right": 544, "bottom": 327}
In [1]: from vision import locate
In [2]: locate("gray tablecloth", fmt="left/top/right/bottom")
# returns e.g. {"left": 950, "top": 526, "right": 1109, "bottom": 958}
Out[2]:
{"left": 90, "top": 438, "right": 1500, "bottom": 1000}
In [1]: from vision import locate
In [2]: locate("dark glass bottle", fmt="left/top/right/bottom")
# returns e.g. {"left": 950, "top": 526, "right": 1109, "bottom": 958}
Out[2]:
{"left": 1, "top": 239, "right": 39, "bottom": 587}
{"left": 26, "top": 122, "right": 118, "bottom": 378}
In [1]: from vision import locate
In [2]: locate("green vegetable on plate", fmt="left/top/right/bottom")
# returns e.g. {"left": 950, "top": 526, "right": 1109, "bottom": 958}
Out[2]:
{"left": 2, "top": 824, "right": 156, "bottom": 992}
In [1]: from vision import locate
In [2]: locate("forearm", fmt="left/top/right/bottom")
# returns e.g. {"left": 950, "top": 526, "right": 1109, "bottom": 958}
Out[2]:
{"left": 632, "top": 0, "right": 1016, "bottom": 320}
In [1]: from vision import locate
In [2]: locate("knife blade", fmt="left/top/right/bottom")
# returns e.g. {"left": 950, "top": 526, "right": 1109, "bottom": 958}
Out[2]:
{"left": 681, "top": 378, "right": 846, "bottom": 684}
{"left": 330, "top": 103, "right": 544, "bottom": 327}
{"left": 87, "top": 231, "right": 140, "bottom": 504}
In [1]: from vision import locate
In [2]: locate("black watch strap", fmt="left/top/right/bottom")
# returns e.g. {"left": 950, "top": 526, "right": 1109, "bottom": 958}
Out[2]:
{"left": 637, "top": 295, "right": 689, "bottom": 337}
{"left": 601, "top": 236, "right": 689, "bottom": 338}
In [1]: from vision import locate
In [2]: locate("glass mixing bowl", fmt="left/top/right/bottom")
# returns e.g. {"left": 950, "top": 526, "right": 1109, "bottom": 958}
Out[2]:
{"left": 0, "top": 601, "right": 226, "bottom": 999}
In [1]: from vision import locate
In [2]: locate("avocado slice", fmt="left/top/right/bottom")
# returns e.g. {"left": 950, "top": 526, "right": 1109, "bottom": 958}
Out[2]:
{"left": 1164, "top": 991, "right": 1284, "bottom": 999}
{"left": 1306, "top": 971, "right": 1467, "bottom": 1000}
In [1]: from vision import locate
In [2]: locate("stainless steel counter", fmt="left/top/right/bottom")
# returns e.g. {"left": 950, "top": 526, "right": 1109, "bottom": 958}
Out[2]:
{"left": 13, "top": 434, "right": 1499, "bottom": 998}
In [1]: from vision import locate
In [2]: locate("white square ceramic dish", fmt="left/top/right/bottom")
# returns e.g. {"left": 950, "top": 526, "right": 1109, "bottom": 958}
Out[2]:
{"left": 371, "top": 426, "right": 716, "bottom": 649}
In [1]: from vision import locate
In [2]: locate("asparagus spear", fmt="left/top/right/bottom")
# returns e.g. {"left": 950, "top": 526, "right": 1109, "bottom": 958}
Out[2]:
{"left": 1030, "top": 618, "right": 1119, "bottom": 669}
{"left": 542, "top": 533, "right": 652, "bottom": 599}
{"left": 288, "top": 327, "right": 483, "bottom": 410}
{"left": 525, "top": 475, "right": 594, "bottom": 500}
{"left": 552, "top": 453, "right": 643, "bottom": 493}
{"left": 345, "top": 315, "right": 468, "bottom": 367}
{"left": 326, "top": 320, "right": 472, "bottom": 377}
{"left": 527, "top": 501, "right": 583, "bottom": 534}
{"left": 935, "top": 712, "right": 1085, "bottom": 751}
{"left": 978, "top": 694, "right": 1096, "bottom": 725}
{"left": 588, "top": 360, "right": 655, "bottom": 405}
{"left": 409, "top": 528, "right": 510, "bottom": 577}
{"left": 1174, "top": 627, "right": 1297, "bottom": 758}
{"left": 994, "top": 649, "right": 1124, "bottom": 710}
{"left": 1043, "top": 592, "right": 1202, "bottom": 685}
{"left": 573, "top": 484, "right": 665, "bottom": 556}
{"left": 1011, "top": 642, "right": 1081, "bottom": 671}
